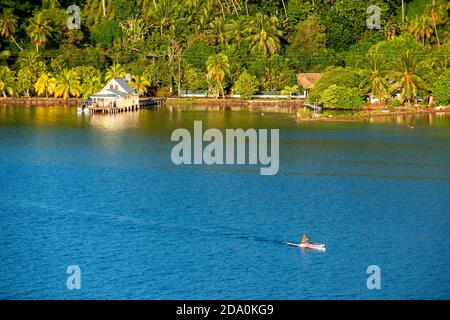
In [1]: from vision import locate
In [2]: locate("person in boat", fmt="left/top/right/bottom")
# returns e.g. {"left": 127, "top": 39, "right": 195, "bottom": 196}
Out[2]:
{"left": 300, "top": 233, "right": 310, "bottom": 245}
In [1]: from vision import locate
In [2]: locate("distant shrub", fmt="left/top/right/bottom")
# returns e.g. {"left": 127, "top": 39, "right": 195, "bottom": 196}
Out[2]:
{"left": 184, "top": 64, "right": 208, "bottom": 90}
{"left": 319, "top": 84, "right": 365, "bottom": 109}
{"left": 431, "top": 69, "right": 450, "bottom": 106}
{"left": 183, "top": 44, "right": 215, "bottom": 71}
{"left": 281, "top": 85, "right": 299, "bottom": 98}
{"left": 91, "top": 20, "right": 122, "bottom": 48}
{"left": 233, "top": 71, "right": 259, "bottom": 100}
{"left": 387, "top": 99, "right": 402, "bottom": 107}
{"left": 308, "top": 66, "right": 364, "bottom": 103}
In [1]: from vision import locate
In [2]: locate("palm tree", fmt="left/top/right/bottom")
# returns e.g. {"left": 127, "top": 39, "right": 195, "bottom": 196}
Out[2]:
{"left": 409, "top": 15, "right": 433, "bottom": 47}
{"left": 0, "top": 66, "right": 16, "bottom": 97}
{"left": 152, "top": 0, "right": 178, "bottom": 37}
{"left": 225, "top": 17, "right": 248, "bottom": 48}
{"left": 389, "top": 50, "right": 429, "bottom": 104}
{"left": 0, "top": 8, "right": 23, "bottom": 51}
{"left": 119, "top": 18, "right": 148, "bottom": 44}
{"left": 105, "top": 63, "right": 126, "bottom": 82}
{"left": 129, "top": 74, "right": 150, "bottom": 94}
{"left": 18, "top": 51, "right": 46, "bottom": 76}
{"left": 34, "top": 72, "right": 56, "bottom": 97}
{"left": 26, "top": 13, "right": 52, "bottom": 53}
{"left": 208, "top": 17, "right": 228, "bottom": 47}
{"left": 246, "top": 13, "right": 283, "bottom": 56}
{"left": 206, "top": 53, "right": 229, "bottom": 99}
{"left": 81, "top": 75, "right": 103, "bottom": 99}
{"left": 54, "top": 69, "right": 82, "bottom": 99}
{"left": 360, "top": 53, "right": 388, "bottom": 105}
{"left": 427, "top": 0, "right": 448, "bottom": 46}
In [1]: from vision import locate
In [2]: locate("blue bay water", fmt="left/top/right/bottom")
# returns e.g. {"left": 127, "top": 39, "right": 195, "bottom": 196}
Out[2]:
{"left": 0, "top": 106, "right": 449, "bottom": 299}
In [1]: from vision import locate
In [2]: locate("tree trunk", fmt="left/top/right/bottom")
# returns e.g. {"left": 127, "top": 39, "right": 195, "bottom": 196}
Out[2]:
{"left": 402, "top": 0, "right": 405, "bottom": 22}
{"left": 177, "top": 57, "right": 181, "bottom": 97}
{"left": 102, "top": 0, "right": 106, "bottom": 17}
{"left": 11, "top": 36, "right": 23, "bottom": 51}
{"left": 281, "top": 0, "right": 288, "bottom": 19}
{"left": 220, "top": 82, "right": 225, "bottom": 99}
{"left": 432, "top": 16, "right": 440, "bottom": 46}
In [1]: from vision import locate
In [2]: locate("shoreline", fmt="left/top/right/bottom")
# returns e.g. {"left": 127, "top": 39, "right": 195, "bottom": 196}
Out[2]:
{"left": 1, "top": 97, "right": 449, "bottom": 121}
{"left": 0, "top": 97, "right": 82, "bottom": 106}
{"left": 294, "top": 107, "right": 450, "bottom": 121}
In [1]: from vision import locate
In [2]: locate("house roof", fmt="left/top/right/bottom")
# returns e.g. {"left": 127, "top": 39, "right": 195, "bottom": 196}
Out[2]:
{"left": 296, "top": 73, "right": 322, "bottom": 89}
{"left": 90, "top": 93, "right": 120, "bottom": 98}
{"left": 105, "top": 88, "right": 126, "bottom": 96}
{"left": 113, "top": 77, "right": 137, "bottom": 94}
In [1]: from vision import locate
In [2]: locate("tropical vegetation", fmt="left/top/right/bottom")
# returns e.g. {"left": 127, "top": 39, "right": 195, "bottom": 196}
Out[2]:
{"left": 0, "top": 0, "right": 448, "bottom": 107}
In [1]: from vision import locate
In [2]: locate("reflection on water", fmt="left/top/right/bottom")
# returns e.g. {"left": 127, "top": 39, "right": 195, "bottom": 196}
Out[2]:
{"left": 365, "top": 112, "right": 450, "bottom": 125}
{"left": 1, "top": 105, "right": 449, "bottom": 129}
{"left": 87, "top": 111, "right": 141, "bottom": 131}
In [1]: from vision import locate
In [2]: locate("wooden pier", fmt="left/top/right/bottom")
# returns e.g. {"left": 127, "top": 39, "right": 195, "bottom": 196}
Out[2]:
{"left": 139, "top": 97, "right": 167, "bottom": 108}
{"left": 86, "top": 97, "right": 166, "bottom": 114}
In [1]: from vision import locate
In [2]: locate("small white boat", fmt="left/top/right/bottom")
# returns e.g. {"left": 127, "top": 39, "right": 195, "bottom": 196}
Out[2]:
{"left": 283, "top": 242, "right": 326, "bottom": 252}
{"left": 77, "top": 106, "right": 89, "bottom": 113}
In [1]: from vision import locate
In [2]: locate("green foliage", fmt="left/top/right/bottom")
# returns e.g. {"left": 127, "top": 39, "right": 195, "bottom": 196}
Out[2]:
{"left": 319, "top": 84, "right": 365, "bottom": 109}
{"left": 248, "top": 54, "right": 295, "bottom": 91}
{"left": 387, "top": 99, "right": 402, "bottom": 107}
{"left": 0, "top": 66, "right": 16, "bottom": 96}
{"left": 369, "top": 34, "right": 424, "bottom": 69}
{"left": 0, "top": 0, "right": 448, "bottom": 102}
{"left": 431, "top": 69, "right": 450, "bottom": 105}
{"left": 280, "top": 85, "right": 300, "bottom": 98}
{"left": 183, "top": 44, "right": 215, "bottom": 71}
{"left": 113, "top": 0, "right": 139, "bottom": 21}
{"left": 309, "top": 67, "right": 364, "bottom": 103}
{"left": 91, "top": 19, "right": 122, "bottom": 48}
{"left": 233, "top": 70, "right": 259, "bottom": 100}
{"left": 183, "top": 64, "right": 208, "bottom": 90}
{"left": 288, "top": 16, "right": 326, "bottom": 55}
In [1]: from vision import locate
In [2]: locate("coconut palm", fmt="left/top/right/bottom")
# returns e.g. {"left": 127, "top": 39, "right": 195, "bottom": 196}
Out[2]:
{"left": 105, "top": 63, "right": 126, "bottom": 82}
{"left": 54, "top": 69, "right": 82, "bottom": 99}
{"left": 427, "top": 0, "right": 448, "bottom": 46}
{"left": 246, "top": 13, "right": 283, "bottom": 56}
{"left": 34, "top": 72, "right": 57, "bottom": 97}
{"left": 26, "top": 13, "right": 52, "bottom": 53}
{"left": 18, "top": 51, "right": 45, "bottom": 74}
{"left": 409, "top": 15, "right": 433, "bottom": 47}
{"left": 152, "top": 0, "right": 178, "bottom": 37}
{"left": 208, "top": 17, "right": 228, "bottom": 47}
{"left": 360, "top": 53, "right": 388, "bottom": 104}
{"left": 206, "top": 53, "right": 229, "bottom": 99}
{"left": 0, "top": 66, "right": 16, "bottom": 97}
{"left": 17, "top": 51, "right": 45, "bottom": 96}
{"left": 119, "top": 18, "right": 148, "bottom": 44}
{"left": 225, "top": 17, "right": 248, "bottom": 48}
{"left": 81, "top": 75, "right": 103, "bottom": 99}
{"left": 389, "top": 50, "right": 429, "bottom": 104}
{"left": 130, "top": 74, "right": 150, "bottom": 94}
{"left": 0, "top": 8, "right": 23, "bottom": 51}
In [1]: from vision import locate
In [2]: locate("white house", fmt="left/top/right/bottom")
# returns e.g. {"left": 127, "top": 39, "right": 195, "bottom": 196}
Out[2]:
{"left": 90, "top": 78, "right": 140, "bottom": 108}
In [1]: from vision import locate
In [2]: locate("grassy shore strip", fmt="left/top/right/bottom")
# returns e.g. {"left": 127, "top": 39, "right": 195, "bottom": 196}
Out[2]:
{"left": 0, "top": 97, "right": 82, "bottom": 106}
{"left": 165, "top": 97, "right": 305, "bottom": 107}
{"left": 296, "top": 107, "right": 450, "bottom": 121}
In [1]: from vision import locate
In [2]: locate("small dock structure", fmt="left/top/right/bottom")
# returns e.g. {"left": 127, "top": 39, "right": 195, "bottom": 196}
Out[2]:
{"left": 82, "top": 77, "right": 165, "bottom": 114}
